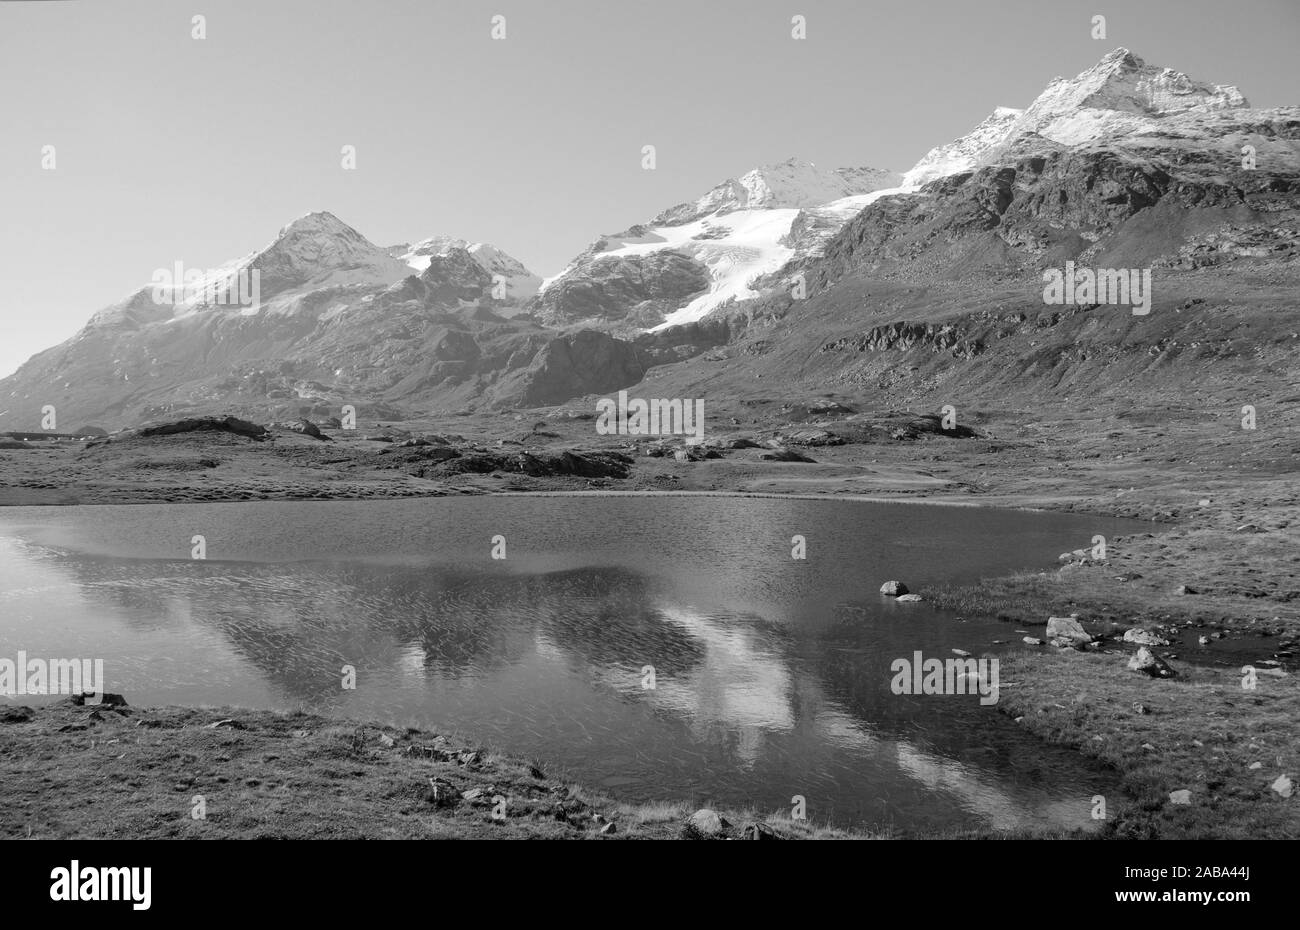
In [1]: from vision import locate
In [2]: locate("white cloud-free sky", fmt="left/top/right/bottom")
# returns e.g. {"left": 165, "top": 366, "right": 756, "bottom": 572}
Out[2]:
{"left": 1, "top": 0, "right": 1296, "bottom": 376}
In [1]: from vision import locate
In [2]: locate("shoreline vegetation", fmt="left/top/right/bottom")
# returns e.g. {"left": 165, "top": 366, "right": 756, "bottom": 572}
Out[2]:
{"left": 1, "top": 409, "right": 1296, "bottom": 839}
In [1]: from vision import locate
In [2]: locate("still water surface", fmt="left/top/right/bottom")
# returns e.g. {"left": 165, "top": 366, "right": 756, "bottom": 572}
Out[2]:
{"left": 0, "top": 496, "right": 1152, "bottom": 832}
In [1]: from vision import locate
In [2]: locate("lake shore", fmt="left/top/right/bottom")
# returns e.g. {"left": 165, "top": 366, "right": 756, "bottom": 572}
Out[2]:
{"left": 0, "top": 698, "right": 883, "bottom": 840}
{"left": 1, "top": 407, "right": 1296, "bottom": 839}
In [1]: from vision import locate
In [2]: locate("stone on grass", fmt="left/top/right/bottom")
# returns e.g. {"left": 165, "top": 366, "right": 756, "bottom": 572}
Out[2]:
{"left": 1128, "top": 647, "right": 1177, "bottom": 678}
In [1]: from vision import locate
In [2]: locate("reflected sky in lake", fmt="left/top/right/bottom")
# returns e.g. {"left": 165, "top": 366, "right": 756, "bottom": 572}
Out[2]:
{"left": 0, "top": 496, "right": 1151, "bottom": 832}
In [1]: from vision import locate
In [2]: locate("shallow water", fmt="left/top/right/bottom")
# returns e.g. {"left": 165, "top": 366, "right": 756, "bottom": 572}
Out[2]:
{"left": 0, "top": 496, "right": 1153, "bottom": 833}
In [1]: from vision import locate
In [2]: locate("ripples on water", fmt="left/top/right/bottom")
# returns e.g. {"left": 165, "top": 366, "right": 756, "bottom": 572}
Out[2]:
{"left": 0, "top": 497, "right": 1151, "bottom": 833}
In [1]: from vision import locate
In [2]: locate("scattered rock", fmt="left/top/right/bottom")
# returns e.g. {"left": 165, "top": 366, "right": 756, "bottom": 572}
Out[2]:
{"left": 880, "top": 581, "right": 909, "bottom": 596}
{"left": 1132, "top": 702, "right": 1149, "bottom": 715}
{"left": 0, "top": 706, "right": 34, "bottom": 723}
{"left": 1174, "top": 585, "right": 1197, "bottom": 596}
{"left": 1128, "top": 647, "right": 1178, "bottom": 678}
{"left": 1235, "top": 524, "right": 1263, "bottom": 533}
{"left": 1022, "top": 636, "right": 1044, "bottom": 646}
{"left": 599, "top": 821, "right": 618, "bottom": 835}
{"left": 951, "top": 649, "right": 971, "bottom": 657}
{"left": 1169, "top": 789, "right": 1192, "bottom": 805}
{"left": 1271, "top": 775, "right": 1294, "bottom": 799}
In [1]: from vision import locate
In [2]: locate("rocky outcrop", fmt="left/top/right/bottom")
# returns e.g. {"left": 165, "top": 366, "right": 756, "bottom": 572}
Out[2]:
{"left": 531, "top": 251, "right": 711, "bottom": 327}
{"left": 823, "top": 321, "right": 985, "bottom": 359}
{"left": 136, "top": 416, "right": 268, "bottom": 440}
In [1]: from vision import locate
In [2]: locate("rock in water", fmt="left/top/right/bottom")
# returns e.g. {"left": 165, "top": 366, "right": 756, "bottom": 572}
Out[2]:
{"left": 1128, "top": 647, "right": 1178, "bottom": 678}
{"left": 880, "top": 581, "right": 909, "bottom": 596}
{"left": 1123, "top": 628, "right": 1171, "bottom": 646}
{"left": 895, "top": 594, "right": 923, "bottom": 603}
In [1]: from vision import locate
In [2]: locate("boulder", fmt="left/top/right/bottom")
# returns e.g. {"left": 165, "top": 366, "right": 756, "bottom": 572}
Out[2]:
{"left": 684, "top": 808, "right": 730, "bottom": 839}
{"left": 1128, "top": 647, "right": 1178, "bottom": 678}
{"left": 1023, "top": 636, "right": 1044, "bottom": 646}
{"left": 1046, "top": 617, "right": 1090, "bottom": 643}
{"left": 1168, "top": 789, "right": 1192, "bottom": 805}
{"left": 895, "top": 594, "right": 923, "bottom": 603}
{"left": 880, "top": 581, "right": 909, "bottom": 596}
{"left": 1271, "top": 775, "right": 1294, "bottom": 799}
{"left": 284, "top": 418, "right": 326, "bottom": 440}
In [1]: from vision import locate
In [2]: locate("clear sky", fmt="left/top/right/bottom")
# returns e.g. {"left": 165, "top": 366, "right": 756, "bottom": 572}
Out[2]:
{"left": 1, "top": 0, "right": 1296, "bottom": 376}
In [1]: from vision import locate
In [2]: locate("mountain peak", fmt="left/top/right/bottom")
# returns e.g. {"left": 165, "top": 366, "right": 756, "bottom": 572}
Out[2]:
{"left": 274, "top": 211, "right": 364, "bottom": 241}
{"left": 1032, "top": 48, "right": 1248, "bottom": 123}
{"left": 653, "top": 159, "right": 902, "bottom": 225}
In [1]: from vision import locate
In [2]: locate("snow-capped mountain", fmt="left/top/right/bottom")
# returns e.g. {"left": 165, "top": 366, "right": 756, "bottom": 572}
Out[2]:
{"left": 903, "top": 48, "right": 1266, "bottom": 192}
{"left": 389, "top": 236, "right": 541, "bottom": 305}
{"left": 536, "top": 48, "right": 1297, "bottom": 335}
{"left": 88, "top": 211, "right": 413, "bottom": 331}
{"left": 902, "top": 106, "right": 1024, "bottom": 190}
{"left": 533, "top": 159, "right": 905, "bottom": 331}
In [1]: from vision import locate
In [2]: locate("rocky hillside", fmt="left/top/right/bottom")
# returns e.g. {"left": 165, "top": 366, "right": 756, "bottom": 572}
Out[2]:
{"left": 615, "top": 49, "right": 1300, "bottom": 420}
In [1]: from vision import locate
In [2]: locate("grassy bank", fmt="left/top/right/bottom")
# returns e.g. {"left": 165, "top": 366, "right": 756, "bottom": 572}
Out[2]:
{"left": 0, "top": 699, "right": 881, "bottom": 840}
{"left": 998, "top": 653, "right": 1298, "bottom": 839}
